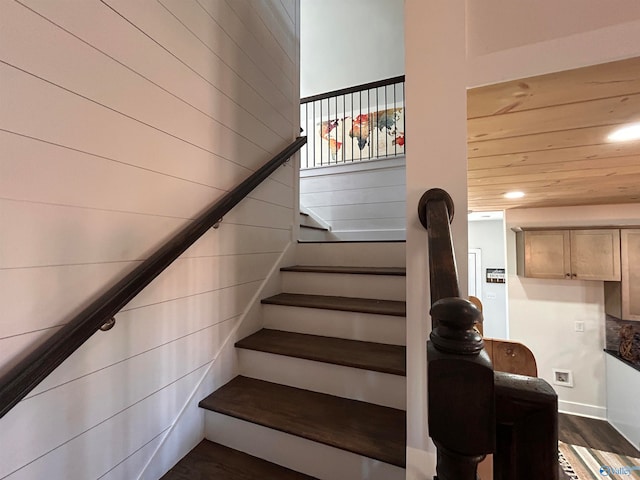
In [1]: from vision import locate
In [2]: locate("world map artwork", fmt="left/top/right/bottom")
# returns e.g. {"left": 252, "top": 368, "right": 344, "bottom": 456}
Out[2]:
{"left": 314, "top": 107, "right": 405, "bottom": 164}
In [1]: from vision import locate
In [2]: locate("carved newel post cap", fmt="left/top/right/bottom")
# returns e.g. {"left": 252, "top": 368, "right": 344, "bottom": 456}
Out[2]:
{"left": 430, "top": 297, "right": 484, "bottom": 355}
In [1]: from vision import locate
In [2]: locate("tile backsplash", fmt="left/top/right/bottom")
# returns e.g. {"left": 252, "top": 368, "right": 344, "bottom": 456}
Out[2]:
{"left": 606, "top": 314, "right": 640, "bottom": 354}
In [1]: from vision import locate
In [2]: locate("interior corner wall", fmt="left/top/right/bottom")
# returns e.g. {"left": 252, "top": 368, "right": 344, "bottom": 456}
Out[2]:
{"left": 0, "top": 1, "right": 299, "bottom": 479}
{"left": 300, "top": 0, "right": 404, "bottom": 97}
{"left": 405, "top": 1, "right": 467, "bottom": 477}
{"left": 468, "top": 219, "right": 508, "bottom": 339}
{"left": 505, "top": 204, "right": 640, "bottom": 419}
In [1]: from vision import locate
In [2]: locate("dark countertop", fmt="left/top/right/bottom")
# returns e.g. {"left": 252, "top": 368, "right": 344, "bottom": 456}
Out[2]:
{"left": 604, "top": 349, "right": 640, "bottom": 373}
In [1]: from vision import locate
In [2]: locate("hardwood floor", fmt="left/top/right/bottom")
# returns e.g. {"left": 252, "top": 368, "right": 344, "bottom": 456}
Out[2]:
{"left": 559, "top": 413, "right": 640, "bottom": 457}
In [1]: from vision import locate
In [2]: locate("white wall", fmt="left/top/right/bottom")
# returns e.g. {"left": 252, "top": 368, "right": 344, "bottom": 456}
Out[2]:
{"left": 468, "top": 219, "right": 508, "bottom": 339}
{"left": 0, "top": 1, "right": 299, "bottom": 478}
{"left": 506, "top": 204, "right": 640, "bottom": 420}
{"left": 405, "top": 1, "right": 468, "bottom": 477}
{"left": 300, "top": 157, "right": 406, "bottom": 240}
{"left": 300, "top": 0, "right": 404, "bottom": 97}
{"left": 466, "top": 0, "right": 640, "bottom": 88}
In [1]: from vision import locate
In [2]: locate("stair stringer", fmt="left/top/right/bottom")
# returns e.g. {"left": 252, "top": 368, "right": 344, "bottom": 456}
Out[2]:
{"left": 135, "top": 242, "right": 297, "bottom": 480}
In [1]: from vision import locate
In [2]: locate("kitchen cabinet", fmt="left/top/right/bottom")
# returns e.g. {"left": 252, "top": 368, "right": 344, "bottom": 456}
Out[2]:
{"left": 516, "top": 228, "right": 621, "bottom": 281}
{"left": 605, "top": 229, "right": 640, "bottom": 321}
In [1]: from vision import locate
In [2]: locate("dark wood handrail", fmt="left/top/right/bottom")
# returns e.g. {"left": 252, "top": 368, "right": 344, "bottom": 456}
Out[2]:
{"left": 418, "top": 188, "right": 459, "bottom": 307}
{"left": 0, "top": 136, "right": 307, "bottom": 419}
{"left": 419, "top": 188, "right": 495, "bottom": 480}
{"left": 300, "top": 75, "right": 405, "bottom": 104}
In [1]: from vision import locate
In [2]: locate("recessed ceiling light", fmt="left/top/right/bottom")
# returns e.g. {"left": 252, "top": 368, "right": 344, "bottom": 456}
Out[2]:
{"left": 608, "top": 123, "right": 640, "bottom": 142}
{"left": 504, "top": 191, "right": 525, "bottom": 199}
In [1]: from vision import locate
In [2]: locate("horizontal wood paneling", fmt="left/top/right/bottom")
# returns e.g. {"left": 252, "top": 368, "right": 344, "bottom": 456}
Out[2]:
{"left": 329, "top": 218, "right": 406, "bottom": 231}
{"left": 310, "top": 201, "right": 405, "bottom": 221}
{"left": 468, "top": 57, "right": 640, "bottom": 118}
{"left": 226, "top": 0, "right": 296, "bottom": 83}
{"left": 0, "top": 63, "right": 265, "bottom": 179}
{"left": 467, "top": 57, "right": 640, "bottom": 211}
{"left": 272, "top": 0, "right": 296, "bottom": 26}
{"left": 0, "top": 319, "right": 235, "bottom": 478}
{"left": 468, "top": 93, "right": 640, "bottom": 142}
{"left": 469, "top": 144, "right": 640, "bottom": 171}
{"left": 4, "top": 364, "right": 208, "bottom": 480}
{"left": 161, "top": 0, "right": 293, "bottom": 116}
{"left": 11, "top": 0, "right": 288, "bottom": 152}
{"left": 198, "top": 0, "right": 294, "bottom": 105}
{"left": 0, "top": 252, "right": 280, "bottom": 340}
{"left": 27, "top": 283, "right": 259, "bottom": 398}
{"left": 300, "top": 159, "right": 405, "bottom": 238}
{"left": 0, "top": 200, "right": 290, "bottom": 269}
{"left": 0, "top": 0, "right": 298, "bottom": 477}
{"left": 301, "top": 185, "right": 406, "bottom": 207}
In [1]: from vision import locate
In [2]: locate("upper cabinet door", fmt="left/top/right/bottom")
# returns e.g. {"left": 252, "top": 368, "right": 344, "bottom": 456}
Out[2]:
{"left": 570, "top": 229, "right": 621, "bottom": 281}
{"left": 621, "top": 229, "right": 640, "bottom": 320}
{"left": 522, "top": 230, "right": 571, "bottom": 279}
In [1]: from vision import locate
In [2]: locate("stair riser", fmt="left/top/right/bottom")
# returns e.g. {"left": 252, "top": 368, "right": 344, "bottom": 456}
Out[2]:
{"left": 204, "top": 412, "right": 405, "bottom": 480}
{"left": 238, "top": 349, "right": 406, "bottom": 410}
{"left": 295, "top": 242, "right": 405, "bottom": 267}
{"left": 281, "top": 272, "right": 405, "bottom": 301}
{"left": 262, "top": 305, "right": 406, "bottom": 346}
{"left": 299, "top": 226, "right": 337, "bottom": 242}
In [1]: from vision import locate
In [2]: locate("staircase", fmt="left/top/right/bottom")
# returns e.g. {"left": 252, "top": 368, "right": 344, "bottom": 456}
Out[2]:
{"left": 163, "top": 242, "right": 407, "bottom": 480}
{"left": 298, "top": 211, "right": 335, "bottom": 241}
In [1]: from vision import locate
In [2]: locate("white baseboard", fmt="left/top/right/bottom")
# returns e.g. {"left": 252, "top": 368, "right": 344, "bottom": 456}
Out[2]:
{"left": 558, "top": 400, "right": 607, "bottom": 420}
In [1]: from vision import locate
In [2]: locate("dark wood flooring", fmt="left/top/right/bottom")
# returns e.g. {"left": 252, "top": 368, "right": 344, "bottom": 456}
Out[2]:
{"left": 559, "top": 412, "right": 640, "bottom": 457}
{"left": 160, "top": 440, "right": 318, "bottom": 480}
{"left": 261, "top": 293, "right": 406, "bottom": 317}
{"left": 199, "top": 376, "right": 406, "bottom": 468}
{"left": 235, "top": 328, "right": 406, "bottom": 375}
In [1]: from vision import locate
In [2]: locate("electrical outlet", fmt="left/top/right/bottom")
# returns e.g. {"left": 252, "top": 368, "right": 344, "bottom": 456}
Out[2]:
{"left": 575, "top": 321, "right": 585, "bottom": 332}
{"left": 552, "top": 369, "right": 574, "bottom": 387}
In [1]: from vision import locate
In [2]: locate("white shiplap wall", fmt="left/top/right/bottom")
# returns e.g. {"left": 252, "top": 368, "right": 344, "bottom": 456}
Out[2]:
{"left": 0, "top": 0, "right": 299, "bottom": 478}
{"left": 300, "top": 156, "right": 406, "bottom": 240}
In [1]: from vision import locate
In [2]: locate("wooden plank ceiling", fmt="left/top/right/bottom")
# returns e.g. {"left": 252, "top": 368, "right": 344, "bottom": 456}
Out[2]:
{"left": 467, "top": 57, "right": 640, "bottom": 211}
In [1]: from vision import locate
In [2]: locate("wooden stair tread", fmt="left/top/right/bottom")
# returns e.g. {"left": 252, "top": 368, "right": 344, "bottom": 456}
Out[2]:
{"left": 161, "top": 439, "right": 318, "bottom": 480}
{"left": 199, "top": 376, "right": 406, "bottom": 468}
{"left": 261, "top": 293, "right": 406, "bottom": 317}
{"left": 236, "top": 329, "right": 406, "bottom": 376}
{"left": 281, "top": 265, "right": 406, "bottom": 276}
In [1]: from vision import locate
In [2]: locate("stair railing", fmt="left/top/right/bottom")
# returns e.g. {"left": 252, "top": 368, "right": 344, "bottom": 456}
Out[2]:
{"left": 418, "top": 188, "right": 558, "bottom": 480}
{"left": 0, "top": 136, "right": 307, "bottom": 419}
{"left": 300, "top": 76, "right": 405, "bottom": 168}
{"left": 419, "top": 188, "right": 495, "bottom": 478}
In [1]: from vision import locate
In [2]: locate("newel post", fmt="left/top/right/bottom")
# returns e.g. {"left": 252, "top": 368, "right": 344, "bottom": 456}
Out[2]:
{"left": 428, "top": 298, "right": 495, "bottom": 480}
